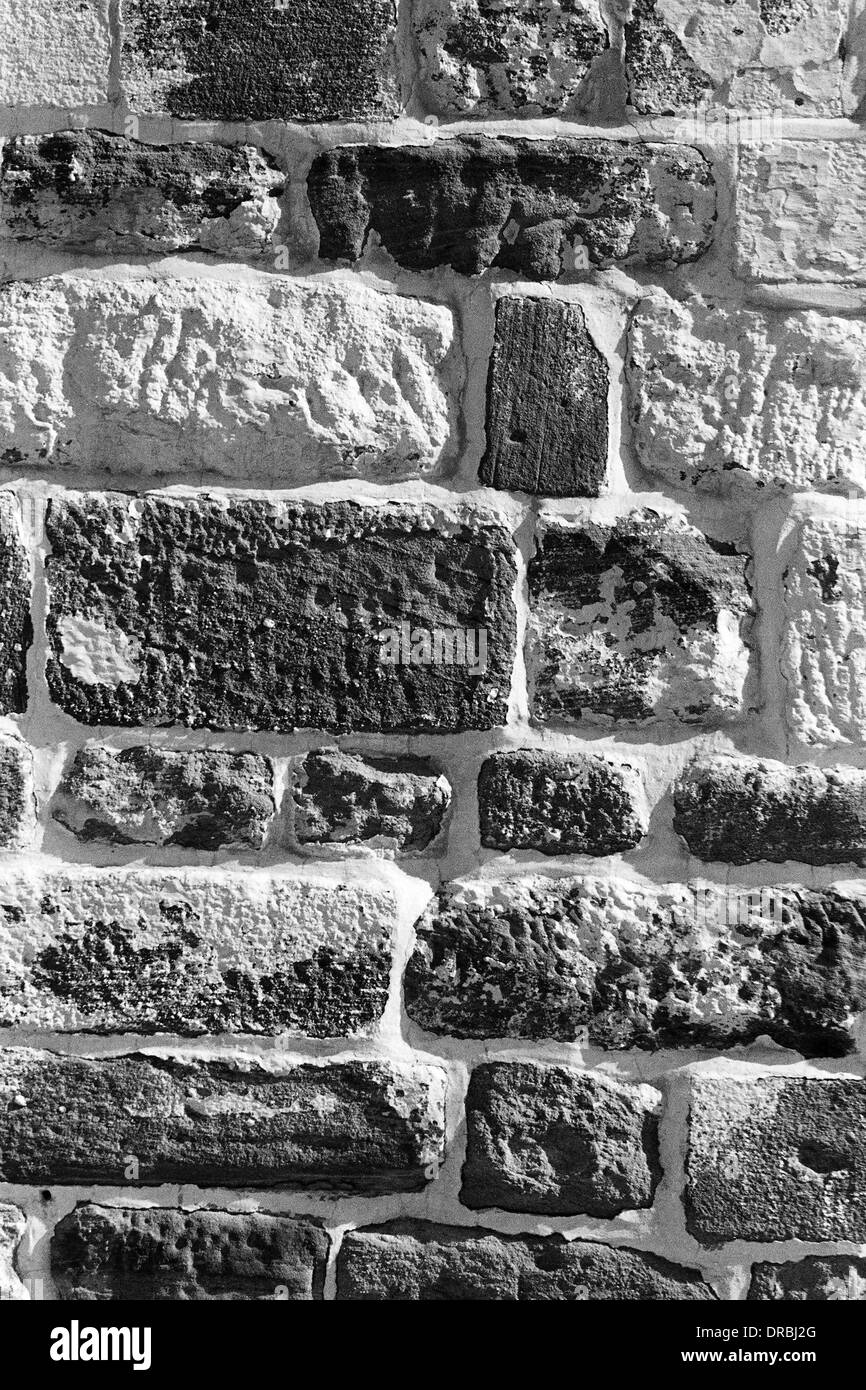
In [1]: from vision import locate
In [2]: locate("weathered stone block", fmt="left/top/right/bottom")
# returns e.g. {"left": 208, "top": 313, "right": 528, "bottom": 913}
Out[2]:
{"left": 0, "top": 868, "right": 394, "bottom": 1036}
{"left": 527, "top": 510, "right": 751, "bottom": 727}
{"left": 0, "top": 732, "right": 32, "bottom": 850}
{"left": 293, "top": 750, "right": 450, "bottom": 852}
{"left": 0, "top": 1051, "right": 447, "bottom": 1189}
{"left": 0, "top": 132, "right": 283, "bottom": 257}
{"left": 0, "top": 494, "right": 30, "bottom": 714}
{"left": 308, "top": 137, "right": 715, "bottom": 278}
{"left": 413, "top": 0, "right": 609, "bottom": 117}
{"left": 736, "top": 143, "right": 866, "bottom": 284}
{"left": 781, "top": 516, "right": 866, "bottom": 746}
{"left": 0, "top": 1203, "right": 26, "bottom": 1300}
{"left": 627, "top": 292, "right": 866, "bottom": 494}
{"left": 121, "top": 0, "right": 399, "bottom": 121}
{"left": 674, "top": 754, "right": 866, "bottom": 866}
{"left": 0, "top": 276, "right": 455, "bottom": 482}
{"left": 749, "top": 1256, "right": 866, "bottom": 1301}
{"left": 626, "top": 0, "right": 845, "bottom": 115}
{"left": 480, "top": 296, "right": 608, "bottom": 496}
{"left": 44, "top": 496, "right": 516, "bottom": 733}
{"left": 477, "top": 750, "right": 647, "bottom": 855}
{"left": 337, "top": 1222, "right": 715, "bottom": 1300}
{"left": 406, "top": 875, "right": 866, "bottom": 1055}
{"left": 53, "top": 746, "right": 275, "bottom": 850}
{"left": 460, "top": 1062, "right": 661, "bottom": 1215}
{"left": 53, "top": 1206, "right": 329, "bottom": 1300}
{"left": 686, "top": 1075, "right": 866, "bottom": 1243}
{"left": 0, "top": 0, "right": 111, "bottom": 107}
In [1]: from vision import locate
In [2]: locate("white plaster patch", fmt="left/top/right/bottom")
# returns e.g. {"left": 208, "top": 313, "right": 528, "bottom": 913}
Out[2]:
{"left": 57, "top": 616, "right": 142, "bottom": 688}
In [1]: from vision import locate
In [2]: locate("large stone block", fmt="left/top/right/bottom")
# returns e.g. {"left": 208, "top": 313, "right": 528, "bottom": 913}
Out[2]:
{"left": 293, "top": 750, "right": 450, "bottom": 852}
{"left": 477, "top": 750, "right": 647, "bottom": 854}
{"left": 0, "top": 0, "right": 111, "bottom": 107}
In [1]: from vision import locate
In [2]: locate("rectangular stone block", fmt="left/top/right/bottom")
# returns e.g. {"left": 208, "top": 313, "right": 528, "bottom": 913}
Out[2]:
{"left": 480, "top": 296, "right": 609, "bottom": 496}
{"left": 308, "top": 137, "right": 715, "bottom": 279}
{"left": 121, "top": 0, "right": 399, "bottom": 120}
{"left": 627, "top": 291, "right": 866, "bottom": 494}
{"left": 0, "top": 493, "right": 30, "bottom": 714}
{"left": 0, "top": 0, "right": 111, "bottom": 107}
{"left": 460, "top": 1062, "right": 661, "bottom": 1216}
{"left": 53, "top": 1206, "right": 329, "bottom": 1300}
{"left": 477, "top": 750, "right": 647, "bottom": 854}
{"left": 0, "top": 732, "right": 32, "bottom": 850}
{"left": 749, "top": 1256, "right": 866, "bottom": 1301}
{"left": 686, "top": 1075, "right": 866, "bottom": 1244}
{"left": 406, "top": 875, "right": 866, "bottom": 1056}
{"left": 0, "top": 867, "right": 395, "bottom": 1037}
{"left": 0, "top": 275, "right": 455, "bottom": 483}
{"left": 0, "top": 1050, "right": 447, "bottom": 1190}
{"left": 527, "top": 510, "right": 751, "bottom": 727}
{"left": 292, "top": 750, "right": 450, "bottom": 852}
{"left": 337, "top": 1222, "right": 715, "bottom": 1300}
{"left": 44, "top": 495, "right": 516, "bottom": 734}
{"left": 0, "top": 132, "right": 283, "bottom": 257}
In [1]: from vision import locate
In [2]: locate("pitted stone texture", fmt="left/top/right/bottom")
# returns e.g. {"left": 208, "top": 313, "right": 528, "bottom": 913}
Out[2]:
{"left": 674, "top": 754, "right": 866, "bottom": 866}
{"left": 686, "top": 1075, "right": 866, "bottom": 1244}
{"left": 736, "top": 143, "right": 866, "bottom": 285}
{"left": 308, "top": 137, "right": 715, "bottom": 279}
{"left": 749, "top": 1256, "right": 866, "bottom": 1301}
{"left": 480, "top": 296, "right": 608, "bottom": 496}
{"left": 627, "top": 292, "right": 866, "bottom": 494}
{"left": 0, "top": 132, "right": 283, "bottom": 257}
{"left": 0, "top": 1051, "right": 447, "bottom": 1190}
{"left": 781, "top": 516, "right": 866, "bottom": 747}
{"left": 0, "top": 869, "right": 394, "bottom": 1036}
{"left": 53, "top": 1206, "right": 329, "bottom": 1301}
{"left": 413, "top": 0, "right": 609, "bottom": 117}
{"left": 0, "top": 732, "right": 31, "bottom": 850}
{"left": 337, "top": 1222, "right": 715, "bottom": 1300}
{"left": 626, "top": 0, "right": 844, "bottom": 115}
{"left": 45, "top": 496, "right": 516, "bottom": 734}
{"left": 53, "top": 745, "right": 275, "bottom": 850}
{"left": 0, "top": 494, "right": 30, "bottom": 714}
{"left": 406, "top": 875, "right": 866, "bottom": 1055}
{"left": 477, "top": 750, "right": 647, "bottom": 854}
{"left": 0, "top": 276, "right": 454, "bottom": 483}
{"left": 527, "top": 511, "right": 751, "bottom": 727}
{"left": 0, "top": 1203, "right": 26, "bottom": 1300}
{"left": 461, "top": 1062, "right": 661, "bottom": 1215}
{"left": 0, "top": 0, "right": 111, "bottom": 107}
{"left": 121, "top": 0, "right": 399, "bottom": 121}
{"left": 293, "top": 750, "right": 450, "bottom": 852}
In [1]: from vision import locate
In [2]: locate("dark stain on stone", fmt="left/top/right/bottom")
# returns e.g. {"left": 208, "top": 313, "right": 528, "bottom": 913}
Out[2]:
{"left": 625, "top": 0, "right": 713, "bottom": 113}
{"left": 808, "top": 552, "right": 840, "bottom": 601}
{"left": 0, "top": 497, "right": 31, "bottom": 714}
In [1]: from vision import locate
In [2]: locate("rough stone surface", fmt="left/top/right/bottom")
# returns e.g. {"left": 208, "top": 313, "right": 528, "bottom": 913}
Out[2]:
{"left": 0, "top": 132, "right": 283, "bottom": 257}
{"left": 527, "top": 511, "right": 751, "bottom": 727}
{"left": 308, "top": 137, "right": 716, "bottom": 279}
{"left": 781, "top": 516, "right": 866, "bottom": 747}
{"left": 0, "top": 1203, "right": 26, "bottom": 1300}
{"left": 686, "top": 1075, "right": 866, "bottom": 1243}
{"left": 53, "top": 1206, "right": 330, "bottom": 1301}
{"left": 0, "top": 494, "right": 30, "bottom": 714}
{"left": 337, "top": 1222, "right": 715, "bottom": 1300}
{"left": 0, "top": 1051, "right": 447, "bottom": 1189}
{"left": 121, "top": 0, "right": 399, "bottom": 121}
{"left": 749, "top": 1256, "right": 866, "bottom": 1301}
{"left": 477, "top": 750, "right": 647, "bottom": 854}
{"left": 413, "top": 0, "right": 610, "bottom": 117}
{"left": 293, "top": 749, "right": 450, "bottom": 852}
{"left": 406, "top": 875, "right": 866, "bottom": 1055}
{"left": 0, "top": 0, "right": 111, "bottom": 107}
{"left": 0, "top": 869, "right": 394, "bottom": 1036}
{"left": 673, "top": 753, "right": 866, "bottom": 866}
{"left": 0, "top": 275, "right": 455, "bottom": 482}
{"left": 0, "top": 732, "right": 31, "bottom": 850}
{"left": 627, "top": 291, "right": 866, "bottom": 494}
{"left": 53, "top": 745, "right": 276, "bottom": 850}
{"left": 626, "top": 0, "right": 845, "bottom": 114}
{"left": 736, "top": 143, "right": 866, "bottom": 285}
{"left": 460, "top": 1062, "right": 661, "bottom": 1215}
{"left": 480, "top": 295, "right": 608, "bottom": 496}
{"left": 44, "top": 496, "right": 516, "bottom": 734}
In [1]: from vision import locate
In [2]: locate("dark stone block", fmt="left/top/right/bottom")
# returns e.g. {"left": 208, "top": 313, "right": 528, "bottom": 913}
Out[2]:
{"left": 293, "top": 749, "right": 450, "bottom": 851}
{"left": 625, "top": 0, "right": 712, "bottom": 113}
{"left": 477, "top": 749, "right": 646, "bottom": 853}
{"left": 0, "top": 494, "right": 30, "bottom": 714}
{"left": 749, "top": 1255, "right": 866, "bottom": 1301}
